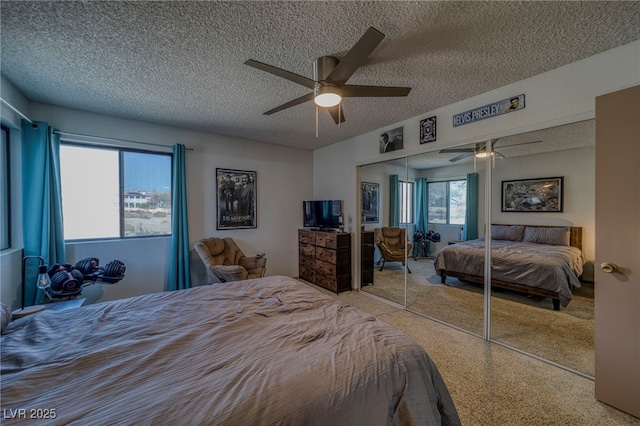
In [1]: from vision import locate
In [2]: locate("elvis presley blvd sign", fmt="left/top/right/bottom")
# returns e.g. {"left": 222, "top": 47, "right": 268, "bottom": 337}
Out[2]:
{"left": 453, "top": 94, "right": 525, "bottom": 127}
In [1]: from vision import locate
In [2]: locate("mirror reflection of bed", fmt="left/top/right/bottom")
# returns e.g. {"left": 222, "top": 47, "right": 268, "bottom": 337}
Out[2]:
{"left": 358, "top": 120, "right": 595, "bottom": 377}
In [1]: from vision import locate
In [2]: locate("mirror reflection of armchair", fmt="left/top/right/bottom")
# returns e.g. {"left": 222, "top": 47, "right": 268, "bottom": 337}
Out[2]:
{"left": 374, "top": 227, "right": 412, "bottom": 272}
{"left": 194, "top": 237, "right": 266, "bottom": 283}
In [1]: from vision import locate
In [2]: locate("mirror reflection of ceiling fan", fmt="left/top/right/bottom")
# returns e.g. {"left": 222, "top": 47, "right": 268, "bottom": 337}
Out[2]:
{"left": 439, "top": 139, "right": 543, "bottom": 162}
{"left": 244, "top": 27, "right": 411, "bottom": 125}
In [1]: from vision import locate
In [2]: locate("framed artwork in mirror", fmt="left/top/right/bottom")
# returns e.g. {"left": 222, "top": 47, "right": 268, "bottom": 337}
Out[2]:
{"left": 361, "top": 182, "right": 379, "bottom": 223}
{"left": 216, "top": 168, "right": 257, "bottom": 229}
{"left": 502, "top": 176, "right": 563, "bottom": 212}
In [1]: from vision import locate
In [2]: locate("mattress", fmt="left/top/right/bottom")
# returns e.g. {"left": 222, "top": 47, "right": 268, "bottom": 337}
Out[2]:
{"left": 434, "top": 239, "right": 584, "bottom": 307}
{"left": 1, "top": 275, "right": 459, "bottom": 425}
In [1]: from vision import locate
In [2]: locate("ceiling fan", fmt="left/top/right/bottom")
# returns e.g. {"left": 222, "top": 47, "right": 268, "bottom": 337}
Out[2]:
{"left": 244, "top": 27, "right": 411, "bottom": 125}
{"left": 440, "top": 139, "right": 542, "bottom": 162}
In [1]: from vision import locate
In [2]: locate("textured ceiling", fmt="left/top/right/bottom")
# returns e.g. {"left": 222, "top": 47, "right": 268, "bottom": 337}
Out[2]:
{"left": 1, "top": 1, "right": 639, "bottom": 150}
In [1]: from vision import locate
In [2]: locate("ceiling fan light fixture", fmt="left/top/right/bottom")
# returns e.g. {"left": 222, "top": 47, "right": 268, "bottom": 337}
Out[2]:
{"left": 475, "top": 151, "right": 493, "bottom": 158}
{"left": 314, "top": 85, "right": 342, "bottom": 107}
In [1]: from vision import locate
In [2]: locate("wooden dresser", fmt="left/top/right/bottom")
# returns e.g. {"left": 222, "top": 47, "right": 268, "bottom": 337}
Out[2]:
{"left": 298, "top": 229, "right": 351, "bottom": 293}
{"left": 361, "top": 231, "right": 374, "bottom": 286}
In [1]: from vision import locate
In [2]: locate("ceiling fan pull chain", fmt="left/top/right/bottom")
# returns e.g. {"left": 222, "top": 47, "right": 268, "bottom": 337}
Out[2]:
{"left": 316, "top": 105, "right": 319, "bottom": 138}
{"left": 339, "top": 103, "right": 342, "bottom": 127}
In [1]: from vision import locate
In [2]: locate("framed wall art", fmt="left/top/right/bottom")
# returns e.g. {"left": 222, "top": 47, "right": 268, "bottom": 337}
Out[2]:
{"left": 420, "top": 116, "right": 437, "bottom": 143}
{"left": 379, "top": 126, "right": 403, "bottom": 153}
{"left": 216, "top": 168, "right": 257, "bottom": 229}
{"left": 501, "top": 176, "right": 563, "bottom": 212}
{"left": 361, "top": 182, "right": 379, "bottom": 223}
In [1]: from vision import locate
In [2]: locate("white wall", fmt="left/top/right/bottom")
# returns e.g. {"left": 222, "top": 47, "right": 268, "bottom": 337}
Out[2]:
{"left": 1, "top": 97, "right": 313, "bottom": 308}
{"left": 314, "top": 40, "right": 639, "bottom": 286}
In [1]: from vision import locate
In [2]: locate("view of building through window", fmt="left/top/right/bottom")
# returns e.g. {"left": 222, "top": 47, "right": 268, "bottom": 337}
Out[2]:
{"left": 123, "top": 151, "right": 172, "bottom": 237}
{"left": 60, "top": 144, "right": 171, "bottom": 240}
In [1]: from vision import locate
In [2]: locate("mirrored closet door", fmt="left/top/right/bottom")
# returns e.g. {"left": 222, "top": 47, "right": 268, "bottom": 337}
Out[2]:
{"left": 488, "top": 121, "right": 595, "bottom": 377}
{"left": 404, "top": 149, "right": 487, "bottom": 336}
{"left": 356, "top": 120, "right": 595, "bottom": 378}
{"left": 359, "top": 157, "right": 409, "bottom": 307}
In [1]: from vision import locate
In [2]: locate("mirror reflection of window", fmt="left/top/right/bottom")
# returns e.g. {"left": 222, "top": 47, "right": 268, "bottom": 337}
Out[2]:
{"left": 399, "top": 180, "right": 414, "bottom": 224}
{"left": 427, "top": 180, "right": 467, "bottom": 225}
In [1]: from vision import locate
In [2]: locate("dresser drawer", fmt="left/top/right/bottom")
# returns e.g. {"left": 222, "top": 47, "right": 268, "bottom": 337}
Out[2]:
{"left": 299, "top": 229, "right": 316, "bottom": 244}
{"left": 298, "top": 243, "right": 315, "bottom": 258}
{"left": 299, "top": 266, "right": 316, "bottom": 283}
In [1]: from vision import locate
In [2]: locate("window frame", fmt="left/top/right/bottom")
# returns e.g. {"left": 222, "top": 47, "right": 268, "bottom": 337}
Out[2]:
{"left": 60, "top": 141, "right": 173, "bottom": 242}
{"left": 1, "top": 125, "right": 11, "bottom": 250}
{"left": 427, "top": 178, "right": 467, "bottom": 225}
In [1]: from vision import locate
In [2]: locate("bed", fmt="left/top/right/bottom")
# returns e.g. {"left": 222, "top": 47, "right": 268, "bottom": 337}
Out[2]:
{"left": 434, "top": 225, "right": 585, "bottom": 310}
{"left": 1, "top": 275, "right": 460, "bottom": 425}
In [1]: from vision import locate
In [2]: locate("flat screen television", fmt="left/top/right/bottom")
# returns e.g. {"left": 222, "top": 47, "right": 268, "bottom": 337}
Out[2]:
{"left": 303, "top": 200, "right": 342, "bottom": 230}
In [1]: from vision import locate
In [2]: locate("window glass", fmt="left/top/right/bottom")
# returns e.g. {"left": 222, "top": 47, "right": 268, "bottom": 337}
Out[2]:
{"left": 60, "top": 144, "right": 171, "bottom": 240}
{"left": 428, "top": 180, "right": 466, "bottom": 225}
{"left": 123, "top": 151, "right": 172, "bottom": 237}
{"left": 449, "top": 180, "right": 467, "bottom": 224}
{"left": 61, "top": 145, "right": 120, "bottom": 239}
{"left": 1, "top": 126, "right": 10, "bottom": 250}
{"left": 399, "top": 181, "right": 414, "bottom": 224}
{"left": 428, "top": 181, "right": 447, "bottom": 224}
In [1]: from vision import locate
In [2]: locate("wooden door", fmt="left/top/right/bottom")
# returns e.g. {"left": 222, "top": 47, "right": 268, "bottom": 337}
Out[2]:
{"left": 595, "top": 85, "right": 640, "bottom": 418}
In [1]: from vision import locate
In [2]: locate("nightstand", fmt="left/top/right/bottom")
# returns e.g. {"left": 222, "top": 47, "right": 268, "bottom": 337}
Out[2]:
{"left": 12, "top": 298, "right": 86, "bottom": 319}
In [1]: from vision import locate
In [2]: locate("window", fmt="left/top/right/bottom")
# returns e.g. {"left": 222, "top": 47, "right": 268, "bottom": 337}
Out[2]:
{"left": 428, "top": 179, "right": 466, "bottom": 224}
{"left": 399, "top": 180, "right": 414, "bottom": 224}
{"left": 1, "top": 126, "right": 11, "bottom": 250}
{"left": 60, "top": 144, "right": 172, "bottom": 240}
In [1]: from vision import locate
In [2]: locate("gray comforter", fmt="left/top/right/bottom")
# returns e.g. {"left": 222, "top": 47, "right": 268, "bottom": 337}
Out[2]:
{"left": 434, "top": 239, "right": 584, "bottom": 307}
{"left": 1, "top": 276, "right": 460, "bottom": 425}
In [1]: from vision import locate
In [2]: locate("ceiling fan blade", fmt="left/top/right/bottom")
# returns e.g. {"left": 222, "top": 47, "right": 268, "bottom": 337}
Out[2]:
{"left": 245, "top": 59, "right": 316, "bottom": 89}
{"left": 341, "top": 85, "right": 411, "bottom": 97}
{"left": 326, "top": 105, "right": 346, "bottom": 125}
{"left": 498, "top": 139, "right": 543, "bottom": 148}
{"left": 264, "top": 93, "right": 315, "bottom": 115}
{"left": 326, "top": 27, "right": 385, "bottom": 85}
{"left": 494, "top": 150, "right": 506, "bottom": 159}
{"left": 449, "top": 152, "right": 475, "bottom": 162}
{"left": 439, "top": 147, "right": 475, "bottom": 154}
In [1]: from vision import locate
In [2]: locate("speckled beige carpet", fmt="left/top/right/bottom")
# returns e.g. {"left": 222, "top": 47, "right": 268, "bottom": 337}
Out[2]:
{"left": 302, "top": 280, "right": 639, "bottom": 426}
{"left": 361, "top": 258, "right": 595, "bottom": 377}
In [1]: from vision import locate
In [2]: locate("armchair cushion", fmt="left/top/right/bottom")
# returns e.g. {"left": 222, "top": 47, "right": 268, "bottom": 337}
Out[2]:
{"left": 194, "top": 237, "right": 266, "bottom": 283}
{"left": 374, "top": 227, "right": 413, "bottom": 262}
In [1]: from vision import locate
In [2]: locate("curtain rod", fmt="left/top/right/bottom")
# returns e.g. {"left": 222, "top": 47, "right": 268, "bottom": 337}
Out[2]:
{"left": 56, "top": 131, "right": 193, "bottom": 151}
{"left": 0, "top": 96, "right": 32, "bottom": 123}
{"left": 1, "top": 96, "right": 193, "bottom": 151}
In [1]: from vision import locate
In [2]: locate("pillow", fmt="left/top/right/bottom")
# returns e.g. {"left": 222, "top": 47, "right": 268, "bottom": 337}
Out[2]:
{"left": 491, "top": 225, "right": 525, "bottom": 241}
{"left": 523, "top": 226, "right": 570, "bottom": 246}
{"left": 1, "top": 302, "right": 11, "bottom": 333}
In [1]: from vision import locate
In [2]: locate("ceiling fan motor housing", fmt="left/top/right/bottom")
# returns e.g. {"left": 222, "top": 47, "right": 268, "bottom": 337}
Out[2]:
{"left": 313, "top": 56, "right": 339, "bottom": 83}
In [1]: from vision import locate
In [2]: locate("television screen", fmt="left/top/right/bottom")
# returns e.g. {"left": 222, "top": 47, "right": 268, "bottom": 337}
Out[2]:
{"left": 303, "top": 200, "right": 342, "bottom": 229}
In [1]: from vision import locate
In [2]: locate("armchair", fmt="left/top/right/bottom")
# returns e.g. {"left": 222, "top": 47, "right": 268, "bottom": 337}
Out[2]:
{"left": 194, "top": 237, "right": 266, "bottom": 283}
{"left": 374, "top": 227, "right": 413, "bottom": 272}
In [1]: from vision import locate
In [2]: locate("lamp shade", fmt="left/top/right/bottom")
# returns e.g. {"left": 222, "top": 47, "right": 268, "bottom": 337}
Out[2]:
{"left": 475, "top": 151, "right": 493, "bottom": 158}
{"left": 314, "top": 86, "right": 342, "bottom": 107}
